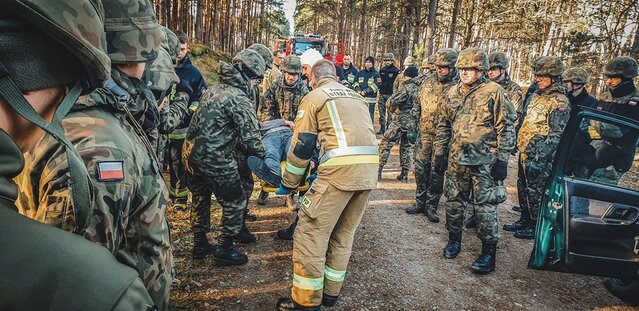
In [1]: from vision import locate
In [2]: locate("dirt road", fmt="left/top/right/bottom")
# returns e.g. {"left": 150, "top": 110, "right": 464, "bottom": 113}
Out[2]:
{"left": 167, "top": 150, "right": 637, "bottom": 311}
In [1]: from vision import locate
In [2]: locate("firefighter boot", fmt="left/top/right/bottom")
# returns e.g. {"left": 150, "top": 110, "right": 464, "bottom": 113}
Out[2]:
{"left": 257, "top": 190, "right": 269, "bottom": 205}
{"left": 235, "top": 225, "right": 257, "bottom": 244}
{"left": 405, "top": 204, "right": 425, "bottom": 214}
{"left": 424, "top": 207, "right": 440, "bottom": 223}
{"left": 322, "top": 294, "right": 339, "bottom": 307}
{"left": 396, "top": 168, "right": 408, "bottom": 182}
{"left": 443, "top": 232, "right": 462, "bottom": 259}
{"left": 277, "top": 216, "right": 298, "bottom": 240}
{"left": 276, "top": 298, "right": 320, "bottom": 311}
{"left": 471, "top": 242, "right": 497, "bottom": 274}
{"left": 214, "top": 236, "right": 248, "bottom": 266}
{"left": 192, "top": 232, "right": 217, "bottom": 260}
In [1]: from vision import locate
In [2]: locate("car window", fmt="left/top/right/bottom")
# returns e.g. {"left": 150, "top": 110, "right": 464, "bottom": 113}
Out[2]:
{"left": 565, "top": 117, "right": 639, "bottom": 192}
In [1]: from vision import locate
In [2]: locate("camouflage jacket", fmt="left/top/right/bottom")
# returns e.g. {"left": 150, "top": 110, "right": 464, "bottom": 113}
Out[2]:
{"left": 496, "top": 76, "right": 523, "bottom": 120}
{"left": 388, "top": 74, "right": 426, "bottom": 130}
{"left": 413, "top": 74, "right": 459, "bottom": 136}
{"left": 158, "top": 86, "right": 190, "bottom": 135}
{"left": 260, "top": 75, "right": 309, "bottom": 122}
{"left": 14, "top": 87, "right": 173, "bottom": 309}
{"left": 517, "top": 83, "right": 570, "bottom": 163}
{"left": 434, "top": 77, "right": 517, "bottom": 165}
{"left": 261, "top": 65, "right": 283, "bottom": 94}
{"left": 183, "top": 61, "right": 265, "bottom": 177}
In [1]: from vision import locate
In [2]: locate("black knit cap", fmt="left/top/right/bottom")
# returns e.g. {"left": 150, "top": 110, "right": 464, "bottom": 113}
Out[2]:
{"left": 404, "top": 66, "right": 418, "bottom": 78}
{"left": 0, "top": 10, "right": 84, "bottom": 92}
{"left": 365, "top": 56, "right": 375, "bottom": 66}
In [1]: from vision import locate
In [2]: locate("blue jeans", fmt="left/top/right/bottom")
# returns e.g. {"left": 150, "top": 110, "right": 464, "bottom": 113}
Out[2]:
{"left": 263, "top": 128, "right": 293, "bottom": 175}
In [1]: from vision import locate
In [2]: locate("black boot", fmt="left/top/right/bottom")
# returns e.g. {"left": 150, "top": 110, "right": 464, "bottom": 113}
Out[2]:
{"left": 192, "top": 232, "right": 217, "bottom": 260}
{"left": 257, "top": 190, "right": 269, "bottom": 205}
{"left": 235, "top": 225, "right": 257, "bottom": 244}
{"left": 514, "top": 224, "right": 536, "bottom": 240}
{"left": 506, "top": 207, "right": 532, "bottom": 232}
{"left": 471, "top": 242, "right": 496, "bottom": 274}
{"left": 277, "top": 217, "right": 298, "bottom": 240}
{"left": 322, "top": 294, "right": 339, "bottom": 307}
{"left": 405, "top": 204, "right": 425, "bottom": 214}
{"left": 276, "top": 298, "right": 320, "bottom": 311}
{"left": 424, "top": 207, "right": 440, "bottom": 223}
{"left": 443, "top": 232, "right": 462, "bottom": 259}
{"left": 214, "top": 236, "right": 248, "bottom": 266}
{"left": 396, "top": 168, "right": 408, "bottom": 182}
{"left": 245, "top": 209, "right": 257, "bottom": 222}
{"left": 464, "top": 215, "right": 476, "bottom": 229}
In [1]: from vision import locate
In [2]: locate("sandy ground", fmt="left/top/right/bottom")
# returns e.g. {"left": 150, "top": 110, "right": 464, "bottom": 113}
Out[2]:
{"left": 166, "top": 146, "right": 638, "bottom": 311}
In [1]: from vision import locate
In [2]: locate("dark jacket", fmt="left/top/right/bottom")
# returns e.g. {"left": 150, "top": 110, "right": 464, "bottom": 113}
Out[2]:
{"left": 342, "top": 64, "right": 358, "bottom": 86}
{"left": 567, "top": 88, "right": 597, "bottom": 117}
{"left": 175, "top": 56, "right": 207, "bottom": 102}
{"left": 353, "top": 67, "right": 380, "bottom": 100}
{"left": 379, "top": 64, "right": 400, "bottom": 95}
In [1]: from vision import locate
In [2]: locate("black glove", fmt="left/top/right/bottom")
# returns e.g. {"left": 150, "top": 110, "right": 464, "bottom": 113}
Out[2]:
{"left": 433, "top": 155, "right": 447, "bottom": 174}
{"left": 176, "top": 81, "right": 193, "bottom": 99}
{"left": 491, "top": 160, "right": 508, "bottom": 181}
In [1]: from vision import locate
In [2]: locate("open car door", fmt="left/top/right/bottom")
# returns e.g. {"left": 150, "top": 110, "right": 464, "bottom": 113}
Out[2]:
{"left": 529, "top": 108, "right": 639, "bottom": 280}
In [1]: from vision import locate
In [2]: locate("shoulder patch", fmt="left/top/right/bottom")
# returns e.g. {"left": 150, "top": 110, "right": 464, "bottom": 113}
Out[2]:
{"left": 629, "top": 100, "right": 637, "bottom": 107}
{"left": 96, "top": 161, "right": 125, "bottom": 181}
{"left": 321, "top": 88, "right": 362, "bottom": 99}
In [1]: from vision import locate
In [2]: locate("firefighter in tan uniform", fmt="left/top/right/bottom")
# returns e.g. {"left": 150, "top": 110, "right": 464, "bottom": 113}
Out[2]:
{"left": 276, "top": 60, "right": 378, "bottom": 310}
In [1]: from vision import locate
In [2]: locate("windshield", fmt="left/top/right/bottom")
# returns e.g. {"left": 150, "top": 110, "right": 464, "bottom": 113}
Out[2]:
{"left": 292, "top": 40, "right": 325, "bottom": 56}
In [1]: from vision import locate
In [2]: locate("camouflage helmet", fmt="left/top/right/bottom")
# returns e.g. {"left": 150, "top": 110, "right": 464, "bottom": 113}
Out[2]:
{"left": 383, "top": 52, "right": 396, "bottom": 61}
{"left": 434, "top": 48, "right": 459, "bottom": 67}
{"left": 163, "top": 27, "right": 180, "bottom": 65}
{"left": 488, "top": 52, "right": 510, "bottom": 69}
{"left": 421, "top": 58, "right": 430, "bottom": 69}
{"left": 603, "top": 56, "right": 638, "bottom": 79}
{"left": 147, "top": 32, "right": 179, "bottom": 93}
{"left": 102, "top": 0, "right": 164, "bottom": 64}
{"left": 281, "top": 55, "right": 302, "bottom": 74}
{"left": 455, "top": 47, "right": 489, "bottom": 71}
{"left": 534, "top": 56, "right": 564, "bottom": 76}
{"left": 1, "top": 0, "right": 110, "bottom": 92}
{"left": 563, "top": 67, "right": 590, "bottom": 84}
{"left": 248, "top": 43, "right": 273, "bottom": 69}
{"left": 403, "top": 56, "right": 415, "bottom": 66}
{"left": 233, "top": 48, "right": 266, "bottom": 79}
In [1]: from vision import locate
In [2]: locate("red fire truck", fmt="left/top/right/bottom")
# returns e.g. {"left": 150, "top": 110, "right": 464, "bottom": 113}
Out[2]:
{"left": 274, "top": 34, "right": 345, "bottom": 65}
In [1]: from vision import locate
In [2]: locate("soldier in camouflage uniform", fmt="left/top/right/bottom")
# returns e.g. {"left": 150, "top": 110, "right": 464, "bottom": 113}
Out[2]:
{"left": 14, "top": 1, "right": 173, "bottom": 309}
{"left": 504, "top": 56, "right": 570, "bottom": 240}
{"left": 260, "top": 55, "right": 310, "bottom": 122}
{"left": 378, "top": 66, "right": 419, "bottom": 182}
{"left": 393, "top": 56, "right": 416, "bottom": 93}
{"left": 406, "top": 48, "right": 459, "bottom": 223}
{"left": 433, "top": 47, "right": 516, "bottom": 274}
{"left": 147, "top": 26, "right": 191, "bottom": 161}
{"left": 0, "top": 1, "right": 158, "bottom": 309}
{"left": 183, "top": 49, "right": 266, "bottom": 266}
{"left": 262, "top": 49, "right": 284, "bottom": 94}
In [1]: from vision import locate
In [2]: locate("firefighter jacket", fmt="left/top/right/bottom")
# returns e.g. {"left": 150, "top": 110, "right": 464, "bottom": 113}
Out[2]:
{"left": 282, "top": 78, "right": 379, "bottom": 191}
{"left": 353, "top": 68, "right": 380, "bottom": 104}
{"left": 379, "top": 64, "right": 400, "bottom": 95}
{"left": 342, "top": 64, "right": 358, "bottom": 87}
{"left": 170, "top": 56, "right": 208, "bottom": 140}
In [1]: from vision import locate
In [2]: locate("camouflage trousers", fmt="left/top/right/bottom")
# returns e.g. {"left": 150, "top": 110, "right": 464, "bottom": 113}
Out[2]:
{"left": 378, "top": 120, "right": 414, "bottom": 172}
{"left": 414, "top": 134, "right": 444, "bottom": 211}
{"left": 188, "top": 171, "right": 247, "bottom": 238}
{"left": 443, "top": 162, "right": 506, "bottom": 243}
{"left": 236, "top": 153, "right": 255, "bottom": 216}
{"left": 169, "top": 139, "right": 189, "bottom": 203}
{"left": 377, "top": 94, "right": 392, "bottom": 133}
{"left": 516, "top": 153, "right": 529, "bottom": 212}
{"left": 522, "top": 156, "right": 552, "bottom": 220}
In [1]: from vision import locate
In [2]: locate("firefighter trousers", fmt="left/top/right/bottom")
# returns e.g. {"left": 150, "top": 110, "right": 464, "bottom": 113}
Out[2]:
{"left": 290, "top": 177, "right": 372, "bottom": 307}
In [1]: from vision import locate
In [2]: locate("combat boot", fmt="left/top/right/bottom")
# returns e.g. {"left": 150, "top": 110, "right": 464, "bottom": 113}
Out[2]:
{"left": 322, "top": 294, "right": 339, "bottom": 307}
{"left": 405, "top": 204, "right": 425, "bottom": 215}
{"left": 504, "top": 208, "right": 531, "bottom": 232}
{"left": 257, "top": 190, "right": 269, "bottom": 205}
{"left": 396, "top": 168, "right": 408, "bottom": 182}
{"left": 277, "top": 217, "right": 298, "bottom": 240}
{"left": 276, "top": 298, "right": 320, "bottom": 311}
{"left": 424, "top": 207, "right": 440, "bottom": 223}
{"left": 245, "top": 210, "right": 257, "bottom": 222}
{"left": 514, "top": 224, "right": 536, "bottom": 240}
{"left": 443, "top": 232, "right": 462, "bottom": 259}
{"left": 464, "top": 215, "right": 476, "bottom": 229}
{"left": 214, "top": 236, "right": 248, "bottom": 266}
{"left": 235, "top": 225, "right": 257, "bottom": 244}
{"left": 192, "top": 232, "right": 217, "bottom": 260}
{"left": 471, "top": 242, "right": 496, "bottom": 274}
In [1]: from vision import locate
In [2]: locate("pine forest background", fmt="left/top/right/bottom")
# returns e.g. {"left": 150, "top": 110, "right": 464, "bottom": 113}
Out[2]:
{"left": 152, "top": 0, "right": 639, "bottom": 94}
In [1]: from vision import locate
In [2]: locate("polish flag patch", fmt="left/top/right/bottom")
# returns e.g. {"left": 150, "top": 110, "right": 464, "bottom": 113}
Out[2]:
{"left": 97, "top": 161, "right": 125, "bottom": 181}
{"left": 629, "top": 101, "right": 637, "bottom": 107}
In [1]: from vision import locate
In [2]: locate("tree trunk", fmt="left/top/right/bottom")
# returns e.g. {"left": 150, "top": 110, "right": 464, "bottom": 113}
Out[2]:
{"left": 423, "top": 0, "right": 437, "bottom": 58}
{"left": 448, "top": 0, "right": 462, "bottom": 48}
